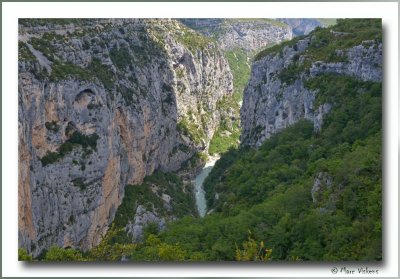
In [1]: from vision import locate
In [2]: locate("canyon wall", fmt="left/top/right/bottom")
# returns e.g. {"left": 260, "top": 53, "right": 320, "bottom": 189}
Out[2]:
{"left": 18, "top": 19, "right": 232, "bottom": 255}
{"left": 241, "top": 21, "right": 382, "bottom": 147}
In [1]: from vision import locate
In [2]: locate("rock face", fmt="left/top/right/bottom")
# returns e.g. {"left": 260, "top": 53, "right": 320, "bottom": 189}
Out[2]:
{"left": 311, "top": 172, "right": 333, "bottom": 203}
{"left": 180, "top": 19, "right": 293, "bottom": 53}
{"left": 241, "top": 26, "right": 382, "bottom": 147}
{"left": 125, "top": 205, "right": 167, "bottom": 242}
{"left": 18, "top": 19, "right": 232, "bottom": 255}
{"left": 309, "top": 43, "right": 382, "bottom": 82}
{"left": 276, "top": 18, "right": 323, "bottom": 36}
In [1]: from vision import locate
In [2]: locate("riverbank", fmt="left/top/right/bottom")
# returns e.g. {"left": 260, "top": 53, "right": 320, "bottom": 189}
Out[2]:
{"left": 205, "top": 154, "right": 221, "bottom": 168}
{"left": 194, "top": 154, "right": 220, "bottom": 217}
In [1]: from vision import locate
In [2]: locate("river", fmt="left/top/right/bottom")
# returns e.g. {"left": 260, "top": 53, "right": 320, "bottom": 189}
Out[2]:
{"left": 194, "top": 155, "right": 220, "bottom": 217}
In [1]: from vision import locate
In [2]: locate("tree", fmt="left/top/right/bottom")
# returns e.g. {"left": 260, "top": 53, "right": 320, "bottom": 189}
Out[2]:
{"left": 44, "top": 246, "right": 84, "bottom": 261}
{"left": 235, "top": 233, "right": 272, "bottom": 261}
{"left": 88, "top": 225, "right": 137, "bottom": 261}
{"left": 18, "top": 248, "right": 32, "bottom": 261}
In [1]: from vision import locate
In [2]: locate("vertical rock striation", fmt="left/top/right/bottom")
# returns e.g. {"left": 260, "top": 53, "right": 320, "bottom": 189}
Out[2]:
{"left": 18, "top": 19, "right": 232, "bottom": 255}
{"left": 241, "top": 20, "right": 382, "bottom": 148}
{"left": 180, "top": 18, "right": 293, "bottom": 53}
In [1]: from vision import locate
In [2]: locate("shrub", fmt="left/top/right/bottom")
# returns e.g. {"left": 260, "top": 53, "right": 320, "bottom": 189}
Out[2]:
{"left": 40, "top": 131, "right": 99, "bottom": 166}
{"left": 50, "top": 61, "right": 92, "bottom": 82}
{"left": 45, "top": 121, "right": 59, "bottom": 132}
{"left": 88, "top": 58, "right": 115, "bottom": 91}
{"left": 176, "top": 26, "right": 215, "bottom": 54}
{"left": 18, "top": 42, "right": 36, "bottom": 62}
{"left": 29, "top": 37, "right": 56, "bottom": 61}
{"left": 110, "top": 47, "right": 131, "bottom": 70}
{"left": 18, "top": 248, "right": 33, "bottom": 261}
{"left": 254, "top": 35, "right": 306, "bottom": 61}
{"left": 224, "top": 48, "right": 251, "bottom": 102}
{"left": 72, "top": 178, "right": 86, "bottom": 191}
{"left": 176, "top": 117, "right": 206, "bottom": 145}
{"left": 40, "top": 151, "right": 61, "bottom": 166}
{"left": 44, "top": 246, "right": 84, "bottom": 261}
{"left": 235, "top": 235, "right": 272, "bottom": 261}
{"left": 68, "top": 131, "right": 99, "bottom": 151}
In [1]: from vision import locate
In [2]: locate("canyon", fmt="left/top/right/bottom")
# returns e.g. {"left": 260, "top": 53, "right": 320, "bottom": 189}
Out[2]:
{"left": 19, "top": 18, "right": 235, "bottom": 255}
{"left": 18, "top": 18, "right": 382, "bottom": 261}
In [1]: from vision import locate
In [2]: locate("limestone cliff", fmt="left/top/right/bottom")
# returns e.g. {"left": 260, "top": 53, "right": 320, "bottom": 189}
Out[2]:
{"left": 18, "top": 18, "right": 232, "bottom": 255}
{"left": 276, "top": 18, "right": 324, "bottom": 36}
{"left": 179, "top": 19, "right": 293, "bottom": 155}
{"left": 241, "top": 19, "right": 382, "bottom": 147}
{"left": 180, "top": 19, "right": 293, "bottom": 53}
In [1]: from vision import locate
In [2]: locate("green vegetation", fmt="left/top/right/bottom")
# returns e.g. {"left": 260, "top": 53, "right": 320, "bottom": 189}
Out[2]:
{"left": 113, "top": 171, "right": 197, "bottom": 228}
{"left": 20, "top": 18, "right": 381, "bottom": 262}
{"left": 40, "top": 131, "right": 99, "bottom": 166}
{"left": 208, "top": 128, "right": 239, "bottom": 155}
{"left": 39, "top": 226, "right": 136, "bottom": 261}
{"left": 18, "top": 41, "right": 49, "bottom": 80}
{"left": 205, "top": 119, "right": 316, "bottom": 211}
{"left": 86, "top": 226, "right": 137, "bottom": 261}
{"left": 254, "top": 36, "right": 305, "bottom": 61}
{"left": 207, "top": 48, "right": 249, "bottom": 155}
{"left": 305, "top": 19, "right": 381, "bottom": 63}
{"left": 18, "top": 42, "right": 36, "bottom": 62}
{"left": 50, "top": 61, "right": 92, "bottom": 82}
{"left": 45, "top": 121, "right": 59, "bottom": 132}
{"left": 32, "top": 67, "right": 49, "bottom": 81}
{"left": 235, "top": 234, "right": 273, "bottom": 261}
{"left": 28, "top": 35, "right": 115, "bottom": 90}
{"left": 117, "top": 84, "right": 137, "bottom": 106}
{"left": 40, "top": 72, "right": 378, "bottom": 262}
{"left": 277, "top": 62, "right": 305, "bottom": 85}
{"left": 305, "top": 74, "right": 381, "bottom": 109}
{"left": 40, "top": 151, "right": 61, "bottom": 166}
{"left": 161, "top": 74, "right": 380, "bottom": 261}
{"left": 176, "top": 27, "right": 215, "bottom": 54}
{"left": 18, "top": 248, "right": 33, "bottom": 261}
{"left": 51, "top": 57, "right": 114, "bottom": 90}
{"left": 68, "top": 131, "right": 99, "bottom": 150}
{"left": 254, "top": 19, "right": 381, "bottom": 64}
{"left": 253, "top": 18, "right": 382, "bottom": 87}
{"left": 19, "top": 18, "right": 94, "bottom": 27}
{"left": 87, "top": 103, "right": 102, "bottom": 110}
{"left": 41, "top": 32, "right": 64, "bottom": 42}
{"left": 224, "top": 48, "right": 251, "bottom": 102}
{"left": 175, "top": 67, "right": 185, "bottom": 79}
{"left": 72, "top": 178, "right": 87, "bottom": 191}
{"left": 224, "top": 18, "right": 288, "bottom": 28}
{"left": 44, "top": 246, "right": 85, "bottom": 261}
{"left": 180, "top": 151, "right": 208, "bottom": 171}
{"left": 110, "top": 47, "right": 132, "bottom": 70}
{"left": 129, "top": 234, "right": 205, "bottom": 261}
{"left": 177, "top": 117, "right": 206, "bottom": 145}
{"left": 208, "top": 95, "right": 241, "bottom": 155}
{"left": 87, "top": 73, "right": 379, "bottom": 261}
{"left": 29, "top": 37, "right": 57, "bottom": 61}
{"left": 88, "top": 58, "right": 115, "bottom": 91}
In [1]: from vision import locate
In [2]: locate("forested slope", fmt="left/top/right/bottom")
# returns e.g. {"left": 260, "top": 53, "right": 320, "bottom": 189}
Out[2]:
{"left": 19, "top": 19, "right": 382, "bottom": 262}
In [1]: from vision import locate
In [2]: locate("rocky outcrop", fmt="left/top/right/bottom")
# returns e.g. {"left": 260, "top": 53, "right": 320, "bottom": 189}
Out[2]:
{"left": 276, "top": 18, "right": 323, "bottom": 36}
{"left": 311, "top": 172, "right": 333, "bottom": 203}
{"left": 309, "top": 42, "right": 382, "bottom": 82}
{"left": 311, "top": 172, "right": 342, "bottom": 213}
{"left": 241, "top": 37, "right": 314, "bottom": 147}
{"left": 241, "top": 24, "right": 382, "bottom": 147}
{"left": 18, "top": 19, "right": 232, "bottom": 256}
{"left": 125, "top": 205, "right": 167, "bottom": 242}
{"left": 180, "top": 19, "right": 293, "bottom": 53}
